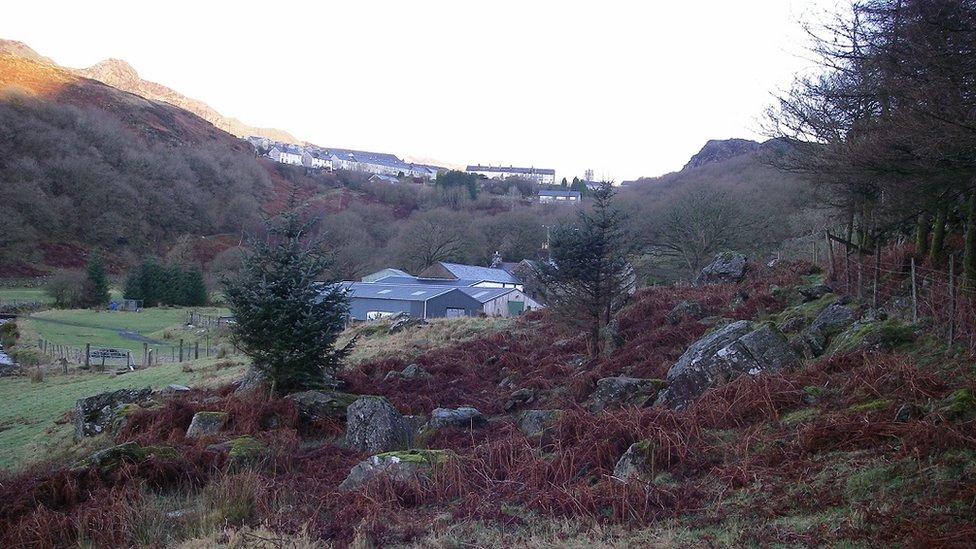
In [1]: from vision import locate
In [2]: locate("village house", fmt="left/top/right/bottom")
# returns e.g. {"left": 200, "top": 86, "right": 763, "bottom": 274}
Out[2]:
{"left": 268, "top": 143, "right": 304, "bottom": 165}
{"left": 538, "top": 190, "right": 581, "bottom": 204}
{"left": 302, "top": 148, "right": 333, "bottom": 170}
{"left": 466, "top": 165, "right": 556, "bottom": 185}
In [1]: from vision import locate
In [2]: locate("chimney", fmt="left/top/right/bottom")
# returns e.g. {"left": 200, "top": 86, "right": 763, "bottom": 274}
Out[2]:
{"left": 490, "top": 251, "right": 503, "bottom": 268}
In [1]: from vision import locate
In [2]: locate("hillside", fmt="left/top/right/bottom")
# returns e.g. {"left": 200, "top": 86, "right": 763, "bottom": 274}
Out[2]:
{"left": 1, "top": 257, "right": 973, "bottom": 546}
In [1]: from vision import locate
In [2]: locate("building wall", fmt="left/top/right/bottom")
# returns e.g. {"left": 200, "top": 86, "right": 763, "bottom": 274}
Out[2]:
{"left": 424, "top": 291, "right": 484, "bottom": 318}
{"left": 467, "top": 169, "right": 555, "bottom": 185}
{"left": 348, "top": 297, "right": 423, "bottom": 321}
{"left": 472, "top": 281, "right": 522, "bottom": 291}
{"left": 481, "top": 289, "right": 543, "bottom": 317}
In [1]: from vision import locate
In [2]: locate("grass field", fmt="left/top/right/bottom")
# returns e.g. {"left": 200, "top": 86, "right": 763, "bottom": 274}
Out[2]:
{"left": 0, "top": 287, "right": 52, "bottom": 304}
{"left": 19, "top": 306, "right": 231, "bottom": 356}
{"left": 0, "top": 356, "right": 248, "bottom": 469}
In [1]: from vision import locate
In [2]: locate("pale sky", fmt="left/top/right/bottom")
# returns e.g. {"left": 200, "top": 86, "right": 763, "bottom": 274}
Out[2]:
{"left": 1, "top": 0, "right": 836, "bottom": 181}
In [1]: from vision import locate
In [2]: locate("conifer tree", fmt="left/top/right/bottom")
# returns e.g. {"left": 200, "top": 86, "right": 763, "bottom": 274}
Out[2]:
{"left": 223, "top": 211, "right": 350, "bottom": 395}
{"left": 84, "top": 250, "right": 110, "bottom": 307}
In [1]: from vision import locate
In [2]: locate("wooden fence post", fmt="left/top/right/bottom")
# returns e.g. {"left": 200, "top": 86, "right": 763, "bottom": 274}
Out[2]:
{"left": 910, "top": 257, "right": 918, "bottom": 324}
{"left": 179, "top": 339, "right": 184, "bottom": 362}
{"left": 143, "top": 342, "right": 148, "bottom": 368}
{"left": 948, "top": 254, "right": 957, "bottom": 351}
{"left": 84, "top": 343, "right": 90, "bottom": 370}
{"left": 872, "top": 239, "right": 881, "bottom": 309}
{"left": 194, "top": 341, "right": 199, "bottom": 360}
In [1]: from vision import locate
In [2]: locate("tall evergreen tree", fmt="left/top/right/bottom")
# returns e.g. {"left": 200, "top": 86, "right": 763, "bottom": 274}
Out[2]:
{"left": 534, "top": 182, "right": 634, "bottom": 357}
{"left": 84, "top": 250, "right": 110, "bottom": 307}
{"left": 223, "top": 211, "right": 350, "bottom": 395}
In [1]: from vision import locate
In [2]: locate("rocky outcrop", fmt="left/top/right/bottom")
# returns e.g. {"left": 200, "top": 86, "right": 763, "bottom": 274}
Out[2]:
{"left": 695, "top": 252, "right": 748, "bottom": 286}
{"left": 384, "top": 363, "right": 431, "bottom": 381}
{"left": 827, "top": 318, "right": 916, "bottom": 356}
{"left": 682, "top": 139, "right": 761, "bottom": 171}
{"left": 516, "top": 409, "right": 563, "bottom": 441}
{"left": 425, "top": 407, "right": 487, "bottom": 430}
{"left": 504, "top": 388, "right": 536, "bottom": 412}
{"left": 656, "top": 321, "right": 798, "bottom": 409}
{"left": 585, "top": 377, "right": 667, "bottom": 413}
{"left": 346, "top": 397, "right": 414, "bottom": 453}
{"left": 338, "top": 449, "right": 454, "bottom": 491}
{"left": 799, "top": 284, "right": 832, "bottom": 302}
{"left": 234, "top": 367, "right": 269, "bottom": 396}
{"left": 74, "top": 387, "right": 152, "bottom": 439}
{"left": 186, "top": 411, "right": 229, "bottom": 438}
{"left": 286, "top": 390, "right": 361, "bottom": 421}
{"left": 389, "top": 313, "right": 425, "bottom": 334}
{"left": 800, "top": 303, "right": 856, "bottom": 357}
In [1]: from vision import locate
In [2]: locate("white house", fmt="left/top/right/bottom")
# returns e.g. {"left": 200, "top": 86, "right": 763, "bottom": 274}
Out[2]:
{"left": 302, "top": 149, "right": 333, "bottom": 170}
{"left": 466, "top": 165, "right": 556, "bottom": 185}
{"left": 538, "top": 190, "right": 581, "bottom": 204}
{"left": 269, "top": 144, "right": 304, "bottom": 166}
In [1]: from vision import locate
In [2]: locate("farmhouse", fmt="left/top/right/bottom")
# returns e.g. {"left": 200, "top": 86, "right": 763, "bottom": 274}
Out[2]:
{"left": 538, "top": 190, "right": 581, "bottom": 204}
{"left": 466, "top": 165, "right": 556, "bottom": 185}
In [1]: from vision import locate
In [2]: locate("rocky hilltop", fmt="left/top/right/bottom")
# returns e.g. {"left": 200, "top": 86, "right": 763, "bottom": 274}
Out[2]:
{"left": 76, "top": 58, "right": 299, "bottom": 143}
{"left": 682, "top": 138, "right": 762, "bottom": 170}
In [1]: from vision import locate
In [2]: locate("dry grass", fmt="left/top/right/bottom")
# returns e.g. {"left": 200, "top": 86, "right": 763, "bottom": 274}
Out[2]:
{"left": 339, "top": 316, "right": 514, "bottom": 366}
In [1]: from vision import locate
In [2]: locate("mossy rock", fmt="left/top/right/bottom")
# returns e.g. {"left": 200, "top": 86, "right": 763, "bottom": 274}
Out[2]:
{"left": 827, "top": 319, "right": 916, "bottom": 356}
{"left": 339, "top": 449, "right": 456, "bottom": 490}
{"left": 849, "top": 399, "right": 892, "bottom": 413}
{"left": 227, "top": 436, "right": 267, "bottom": 467}
{"left": 73, "top": 441, "right": 178, "bottom": 472}
{"left": 773, "top": 294, "right": 839, "bottom": 333}
{"left": 939, "top": 389, "right": 976, "bottom": 421}
{"left": 375, "top": 448, "right": 455, "bottom": 466}
{"left": 186, "top": 411, "right": 230, "bottom": 438}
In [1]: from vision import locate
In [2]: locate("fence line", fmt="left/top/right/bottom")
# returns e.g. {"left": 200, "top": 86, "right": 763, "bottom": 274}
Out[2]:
{"left": 34, "top": 336, "right": 242, "bottom": 374}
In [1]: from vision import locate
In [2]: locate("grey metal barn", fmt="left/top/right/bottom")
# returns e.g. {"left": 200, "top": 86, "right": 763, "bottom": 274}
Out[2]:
{"left": 342, "top": 283, "right": 485, "bottom": 321}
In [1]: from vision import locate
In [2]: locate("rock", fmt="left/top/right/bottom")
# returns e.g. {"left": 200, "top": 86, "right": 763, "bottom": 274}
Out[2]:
{"left": 338, "top": 449, "right": 454, "bottom": 491}
{"left": 695, "top": 251, "right": 748, "bottom": 286}
{"left": 186, "top": 411, "right": 229, "bottom": 438}
{"left": 601, "top": 319, "right": 625, "bottom": 355}
{"left": 227, "top": 436, "right": 267, "bottom": 467}
{"left": 346, "top": 397, "right": 414, "bottom": 453}
{"left": 286, "top": 390, "right": 361, "bottom": 421}
{"left": 827, "top": 319, "right": 916, "bottom": 356}
{"left": 656, "top": 321, "right": 798, "bottom": 409}
{"left": 665, "top": 301, "right": 704, "bottom": 325}
{"left": 612, "top": 441, "right": 654, "bottom": 482}
{"left": 516, "top": 409, "right": 563, "bottom": 440}
{"left": 73, "top": 441, "right": 178, "bottom": 472}
{"left": 504, "top": 388, "right": 536, "bottom": 412}
{"left": 389, "top": 313, "right": 425, "bottom": 334}
{"left": 164, "top": 384, "right": 191, "bottom": 393}
{"left": 74, "top": 387, "right": 152, "bottom": 439}
{"left": 585, "top": 376, "right": 667, "bottom": 413}
{"left": 936, "top": 389, "right": 976, "bottom": 421}
{"left": 385, "top": 363, "right": 432, "bottom": 381}
{"left": 895, "top": 403, "right": 923, "bottom": 423}
{"left": 800, "top": 303, "right": 856, "bottom": 357}
{"left": 426, "top": 406, "right": 487, "bottom": 430}
{"left": 234, "top": 367, "right": 269, "bottom": 396}
{"left": 799, "top": 284, "right": 832, "bottom": 302}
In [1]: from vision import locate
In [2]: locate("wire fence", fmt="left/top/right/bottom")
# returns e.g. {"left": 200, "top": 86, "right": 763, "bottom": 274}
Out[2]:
{"left": 819, "top": 235, "right": 976, "bottom": 354}
{"left": 34, "top": 336, "right": 243, "bottom": 374}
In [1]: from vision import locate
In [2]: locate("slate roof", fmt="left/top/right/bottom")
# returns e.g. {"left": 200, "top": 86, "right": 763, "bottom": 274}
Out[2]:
{"left": 457, "top": 287, "right": 516, "bottom": 303}
{"left": 467, "top": 165, "right": 556, "bottom": 176}
{"left": 538, "top": 190, "right": 581, "bottom": 199}
{"left": 436, "top": 262, "right": 520, "bottom": 284}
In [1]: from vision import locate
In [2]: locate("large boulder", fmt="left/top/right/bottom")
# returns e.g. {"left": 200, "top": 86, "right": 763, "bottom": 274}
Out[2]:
{"left": 695, "top": 252, "right": 748, "bottom": 286}
{"left": 384, "top": 363, "right": 432, "bottom": 382}
{"left": 234, "top": 367, "right": 269, "bottom": 396}
{"left": 656, "top": 321, "right": 798, "bottom": 409}
{"left": 425, "top": 406, "right": 487, "bottom": 430}
{"left": 827, "top": 318, "right": 916, "bottom": 356}
{"left": 74, "top": 387, "right": 152, "bottom": 439}
{"left": 73, "top": 441, "right": 178, "bottom": 473}
{"left": 186, "top": 411, "right": 229, "bottom": 438}
{"left": 286, "top": 390, "right": 361, "bottom": 421}
{"left": 338, "top": 449, "right": 454, "bottom": 491}
{"left": 389, "top": 313, "right": 425, "bottom": 334}
{"left": 800, "top": 302, "right": 856, "bottom": 357}
{"left": 665, "top": 301, "right": 704, "bottom": 325}
{"left": 585, "top": 376, "right": 667, "bottom": 413}
{"left": 346, "top": 396, "right": 414, "bottom": 453}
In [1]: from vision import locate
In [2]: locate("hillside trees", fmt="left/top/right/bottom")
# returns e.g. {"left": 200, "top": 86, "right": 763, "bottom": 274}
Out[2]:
{"left": 535, "top": 183, "right": 634, "bottom": 357}
{"left": 123, "top": 259, "right": 208, "bottom": 307}
{"left": 768, "top": 0, "right": 976, "bottom": 270}
{"left": 391, "top": 209, "right": 476, "bottom": 272}
{"left": 223, "top": 211, "right": 349, "bottom": 396}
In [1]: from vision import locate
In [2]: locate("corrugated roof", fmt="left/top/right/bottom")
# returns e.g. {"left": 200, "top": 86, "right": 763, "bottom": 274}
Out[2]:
{"left": 373, "top": 275, "right": 480, "bottom": 287}
{"left": 437, "top": 262, "right": 520, "bottom": 284}
{"left": 340, "top": 282, "right": 455, "bottom": 302}
{"left": 457, "top": 287, "right": 516, "bottom": 303}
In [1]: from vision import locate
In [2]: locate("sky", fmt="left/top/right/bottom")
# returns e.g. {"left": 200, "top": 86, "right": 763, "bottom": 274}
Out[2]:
{"left": 1, "top": 0, "right": 837, "bottom": 181}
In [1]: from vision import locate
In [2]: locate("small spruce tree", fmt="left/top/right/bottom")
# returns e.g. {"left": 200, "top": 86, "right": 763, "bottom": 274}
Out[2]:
{"left": 84, "top": 250, "right": 110, "bottom": 307}
{"left": 223, "top": 211, "right": 350, "bottom": 396}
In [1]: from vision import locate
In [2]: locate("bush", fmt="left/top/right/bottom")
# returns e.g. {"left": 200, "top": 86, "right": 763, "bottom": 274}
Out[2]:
{"left": 0, "top": 321, "right": 18, "bottom": 348}
{"left": 45, "top": 270, "right": 87, "bottom": 308}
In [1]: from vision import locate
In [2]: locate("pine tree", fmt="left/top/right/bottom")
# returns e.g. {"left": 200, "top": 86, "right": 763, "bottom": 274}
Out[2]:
{"left": 182, "top": 268, "right": 208, "bottom": 306}
{"left": 534, "top": 182, "right": 633, "bottom": 357}
{"left": 84, "top": 250, "right": 110, "bottom": 307}
{"left": 223, "top": 211, "right": 350, "bottom": 396}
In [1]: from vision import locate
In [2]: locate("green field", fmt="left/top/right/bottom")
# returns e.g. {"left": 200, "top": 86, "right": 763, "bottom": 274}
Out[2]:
{"left": 0, "top": 287, "right": 53, "bottom": 304}
{"left": 19, "top": 306, "right": 231, "bottom": 356}
{"left": 0, "top": 357, "right": 248, "bottom": 469}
